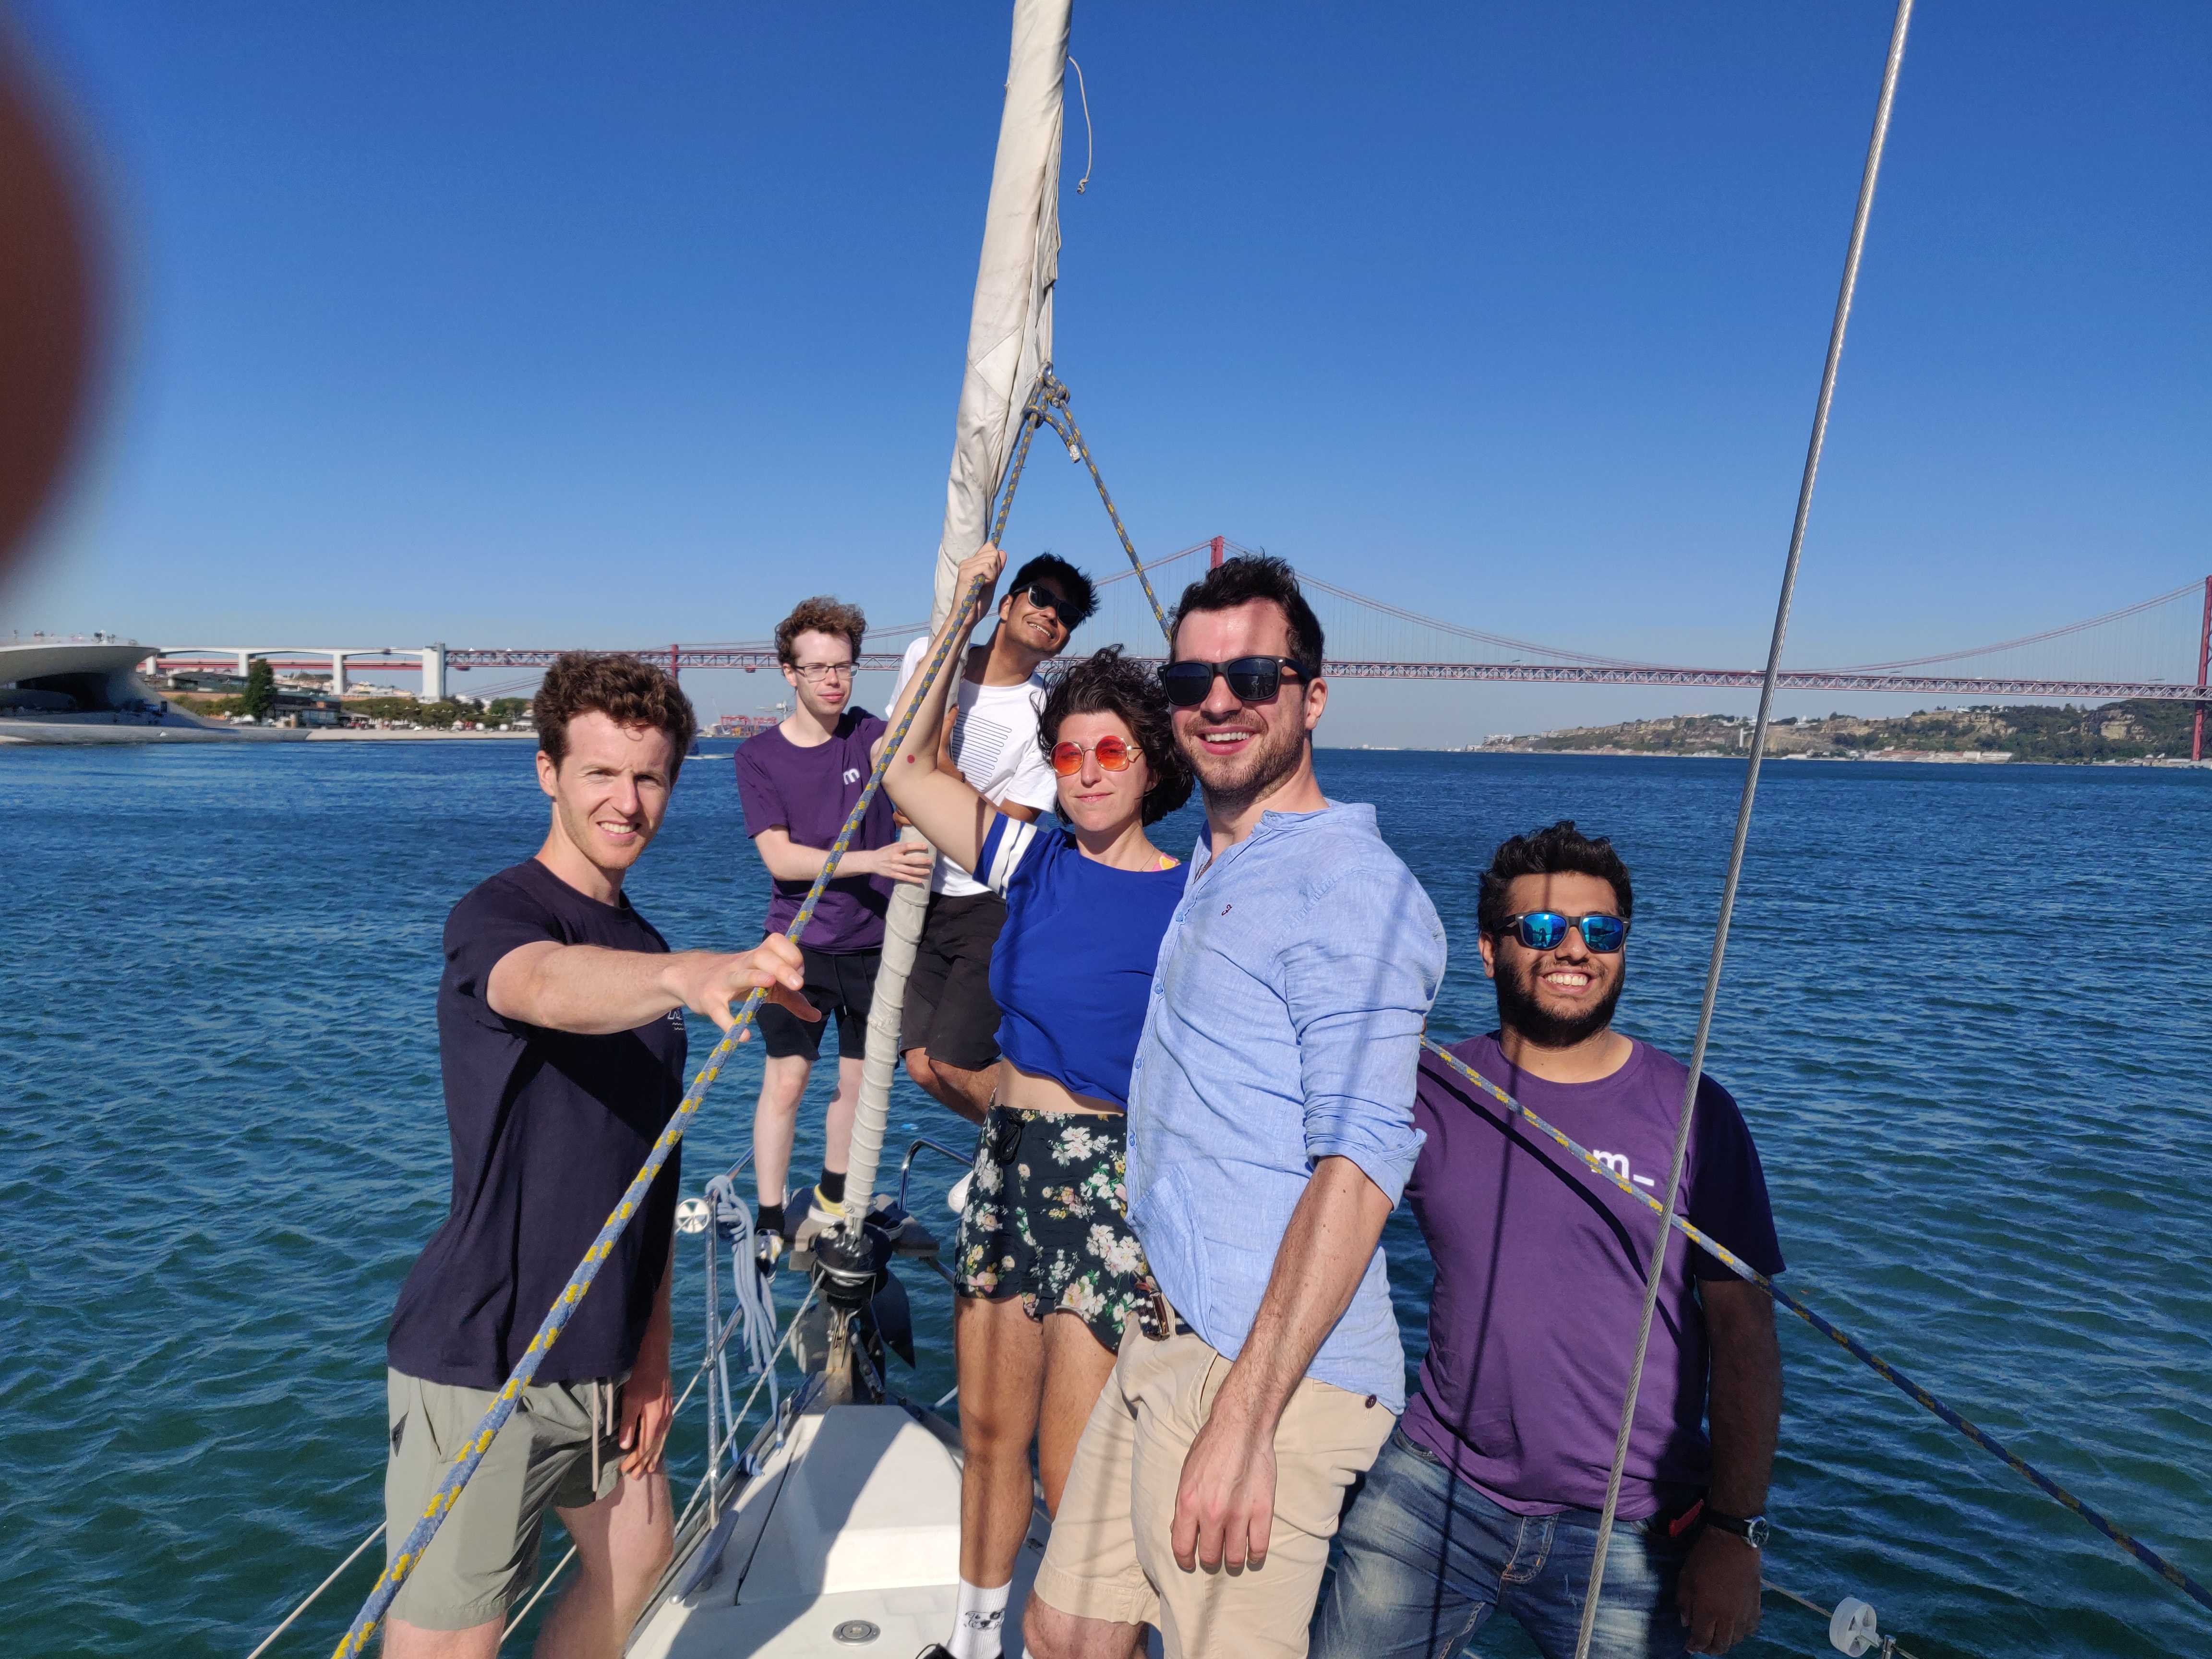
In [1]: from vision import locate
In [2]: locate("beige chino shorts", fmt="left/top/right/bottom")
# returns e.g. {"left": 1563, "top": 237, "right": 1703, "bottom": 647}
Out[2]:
{"left": 381, "top": 1367, "right": 626, "bottom": 1630}
{"left": 1033, "top": 1319, "right": 1394, "bottom": 1659}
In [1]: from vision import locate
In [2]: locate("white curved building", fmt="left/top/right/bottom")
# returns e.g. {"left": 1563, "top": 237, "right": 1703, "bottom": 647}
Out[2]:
{"left": 0, "top": 638, "right": 304, "bottom": 744}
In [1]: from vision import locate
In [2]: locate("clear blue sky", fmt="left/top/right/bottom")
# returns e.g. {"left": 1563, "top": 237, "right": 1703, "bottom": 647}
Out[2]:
{"left": 6, "top": 2, "right": 2207, "bottom": 742}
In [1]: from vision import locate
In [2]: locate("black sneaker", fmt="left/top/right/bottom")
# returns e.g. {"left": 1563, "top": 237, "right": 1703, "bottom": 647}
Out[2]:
{"left": 754, "top": 1228, "right": 785, "bottom": 1275}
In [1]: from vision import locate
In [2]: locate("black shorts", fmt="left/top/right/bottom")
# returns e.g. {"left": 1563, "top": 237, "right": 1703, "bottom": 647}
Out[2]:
{"left": 900, "top": 890, "right": 1007, "bottom": 1072}
{"left": 757, "top": 944, "right": 879, "bottom": 1063}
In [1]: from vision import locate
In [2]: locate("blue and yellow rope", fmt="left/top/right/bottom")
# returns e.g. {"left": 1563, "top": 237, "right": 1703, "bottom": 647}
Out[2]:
{"left": 1418, "top": 1037, "right": 2212, "bottom": 1618}
{"left": 330, "top": 573, "right": 997, "bottom": 1658}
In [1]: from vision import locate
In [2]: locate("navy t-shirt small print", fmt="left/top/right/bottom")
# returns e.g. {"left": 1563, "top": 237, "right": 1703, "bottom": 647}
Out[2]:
{"left": 387, "top": 858, "right": 686, "bottom": 1390}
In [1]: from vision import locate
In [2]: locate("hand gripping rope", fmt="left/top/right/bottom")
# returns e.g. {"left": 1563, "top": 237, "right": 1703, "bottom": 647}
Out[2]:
{"left": 329, "top": 571, "right": 999, "bottom": 1658}
{"left": 1418, "top": 1039, "right": 2212, "bottom": 1618}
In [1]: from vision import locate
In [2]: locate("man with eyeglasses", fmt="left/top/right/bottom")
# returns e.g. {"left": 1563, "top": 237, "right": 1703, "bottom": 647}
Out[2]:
{"left": 1311, "top": 820, "right": 1785, "bottom": 1659}
{"left": 1027, "top": 555, "right": 1445, "bottom": 1659}
{"left": 734, "top": 597, "right": 933, "bottom": 1263}
{"left": 890, "top": 553, "right": 1098, "bottom": 1121}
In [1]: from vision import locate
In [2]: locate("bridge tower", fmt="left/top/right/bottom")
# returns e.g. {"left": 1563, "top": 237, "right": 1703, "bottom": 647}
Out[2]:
{"left": 2195, "top": 577, "right": 2211, "bottom": 764}
{"left": 422, "top": 643, "right": 445, "bottom": 703}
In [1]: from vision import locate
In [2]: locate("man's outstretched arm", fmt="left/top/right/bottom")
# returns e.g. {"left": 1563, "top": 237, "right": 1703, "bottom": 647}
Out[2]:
{"left": 1677, "top": 1277, "right": 1781, "bottom": 1655}
{"left": 487, "top": 935, "right": 819, "bottom": 1036}
{"left": 1169, "top": 1155, "right": 1392, "bottom": 1575}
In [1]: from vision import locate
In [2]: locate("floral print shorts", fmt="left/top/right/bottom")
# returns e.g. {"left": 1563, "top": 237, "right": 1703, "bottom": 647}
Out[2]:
{"left": 954, "top": 1106, "right": 1155, "bottom": 1353}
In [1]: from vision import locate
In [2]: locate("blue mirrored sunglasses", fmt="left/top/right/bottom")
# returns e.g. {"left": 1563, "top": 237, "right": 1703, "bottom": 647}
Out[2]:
{"left": 1503, "top": 911, "right": 1629, "bottom": 953}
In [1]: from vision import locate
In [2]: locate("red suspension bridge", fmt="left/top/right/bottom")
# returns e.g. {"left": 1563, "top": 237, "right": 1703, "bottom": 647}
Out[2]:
{"left": 151, "top": 539, "right": 2212, "bottom": 753}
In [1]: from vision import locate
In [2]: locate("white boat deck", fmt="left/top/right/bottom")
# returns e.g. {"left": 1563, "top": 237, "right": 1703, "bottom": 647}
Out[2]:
{"left": 632, "top": 1404, "right": 1049, "bottom": 1659}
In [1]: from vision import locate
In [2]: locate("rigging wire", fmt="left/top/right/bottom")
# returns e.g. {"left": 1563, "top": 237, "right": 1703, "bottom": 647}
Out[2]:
{"left": 1571, "top": 5, "right": 1916, "bottom": 1652}
{"left": 243, "top": 1523, "right": 387, "bottom": 1659}
{"left": 1067, "top": 57, "right": 1094, "bottom": 193}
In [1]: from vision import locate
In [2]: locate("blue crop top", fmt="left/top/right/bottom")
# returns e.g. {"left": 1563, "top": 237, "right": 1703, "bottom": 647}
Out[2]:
{"left": 976, "top": 814, "right": 1186, "bottom": 1109}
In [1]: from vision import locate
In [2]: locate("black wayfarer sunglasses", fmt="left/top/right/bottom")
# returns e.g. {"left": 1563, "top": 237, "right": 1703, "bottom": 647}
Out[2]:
{"left": 1012, "top": 583, "right": 1083, "bottom": 628}
{"left": 1160, "top": 656, "right": 1310, "bottom": 709}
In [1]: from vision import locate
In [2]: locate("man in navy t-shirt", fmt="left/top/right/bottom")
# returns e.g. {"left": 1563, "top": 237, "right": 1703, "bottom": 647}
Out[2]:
{"left": 1314, "top": 820, "right": 1784, "bottom": 1659}
{"left": 380, "top": 652, "right": 816, "bottom": 1658}
{"left": 733, "top": 597, "right": 930, "bottom": 1262}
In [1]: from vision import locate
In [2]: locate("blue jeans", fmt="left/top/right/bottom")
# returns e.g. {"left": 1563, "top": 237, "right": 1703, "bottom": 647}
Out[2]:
{"left": 1311, "top": 1428, "right": 1693, "bottom": 1659}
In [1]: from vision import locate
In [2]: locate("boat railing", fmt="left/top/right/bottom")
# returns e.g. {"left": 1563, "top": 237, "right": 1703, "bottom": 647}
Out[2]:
{"left": 896, "top": 1133, "right": 978, "bottom": 1214}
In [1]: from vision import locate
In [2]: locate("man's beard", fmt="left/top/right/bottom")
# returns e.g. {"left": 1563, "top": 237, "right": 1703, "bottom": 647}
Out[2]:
{"left": 1181, "top": 712, "right": 1308, "bottom": 818}
{"left": 1495, "top": 957, "right": 1625, "bottom": 1049}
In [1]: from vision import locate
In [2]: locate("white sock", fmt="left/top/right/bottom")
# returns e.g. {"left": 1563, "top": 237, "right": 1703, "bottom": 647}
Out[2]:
{"left": 948, "top": 1577, "right": 1011, "bottom": 1659}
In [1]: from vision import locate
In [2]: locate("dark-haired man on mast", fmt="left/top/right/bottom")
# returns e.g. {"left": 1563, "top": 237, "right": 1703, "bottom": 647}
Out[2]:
{"left": 1312, "top": 821, "right": 1784, "bottom": 1658}
{"left": 891, "top": 553, "right": 1098, "bottom": 1122}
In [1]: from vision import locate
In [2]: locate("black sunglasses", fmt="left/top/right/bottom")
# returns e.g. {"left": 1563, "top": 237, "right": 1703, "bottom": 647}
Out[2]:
{"left": 1012, "top": 583, "right": 1082, "bottom": 627}
{"left": 1160, "top": 656, "right": 1309, "bottom": 709}
{"left": 1500, "top": 911, "right": 1630, "bottom": 953}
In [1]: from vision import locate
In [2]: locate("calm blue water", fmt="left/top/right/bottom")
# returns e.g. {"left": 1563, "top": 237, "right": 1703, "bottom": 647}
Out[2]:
{"left": 3, "top": 743, "right": 2207, "bottom": 1659}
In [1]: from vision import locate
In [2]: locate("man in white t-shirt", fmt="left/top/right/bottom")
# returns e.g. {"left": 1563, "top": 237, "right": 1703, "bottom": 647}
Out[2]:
{"left": 890, "top": 553, "right": 1096, "bottom": 1119}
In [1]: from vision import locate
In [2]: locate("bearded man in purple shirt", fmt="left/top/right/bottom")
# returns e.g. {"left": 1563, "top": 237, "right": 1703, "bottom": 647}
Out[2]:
{"left": 1313, "top": 821, "right": 1784, "bottom": 1659}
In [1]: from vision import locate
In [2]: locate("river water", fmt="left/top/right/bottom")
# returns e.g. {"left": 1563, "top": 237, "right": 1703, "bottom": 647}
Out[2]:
{"left": 3, "top": 742, "right": 2207, "bottom": 1658}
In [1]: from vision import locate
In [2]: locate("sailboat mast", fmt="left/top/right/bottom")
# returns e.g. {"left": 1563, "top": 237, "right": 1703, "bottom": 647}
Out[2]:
{"left": 842, "top": 0, "right": 1071, "bottom": 1229}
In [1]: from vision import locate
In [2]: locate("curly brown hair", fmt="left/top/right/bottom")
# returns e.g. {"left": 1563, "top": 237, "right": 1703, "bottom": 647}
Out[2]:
{"left": 1476, "top": 820, "right": 1634, "bottom": 935}
{"left": 775, "top": 596, "right": 867, "bottom": 665}
{"left": 1037, "top": 646, "right": 1193, "bottom": 826}
{"left": 532, "top": 651, "right": 697, "bottom": 774}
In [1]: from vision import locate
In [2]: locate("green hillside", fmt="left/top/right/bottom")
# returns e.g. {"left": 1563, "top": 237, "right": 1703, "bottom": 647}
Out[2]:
{"left": 1480, "top": 699, "right": 2203, "bottom": 764}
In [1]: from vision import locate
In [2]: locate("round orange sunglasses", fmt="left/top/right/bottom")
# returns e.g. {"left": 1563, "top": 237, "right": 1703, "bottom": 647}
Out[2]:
{"left": 1049, "top": 735, "right": 1137, "bottom": 776}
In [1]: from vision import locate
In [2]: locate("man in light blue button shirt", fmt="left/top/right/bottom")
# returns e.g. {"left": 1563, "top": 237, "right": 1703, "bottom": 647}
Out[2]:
{"left": 1029, "top": 558, "right": 1445, "bottom": 1659}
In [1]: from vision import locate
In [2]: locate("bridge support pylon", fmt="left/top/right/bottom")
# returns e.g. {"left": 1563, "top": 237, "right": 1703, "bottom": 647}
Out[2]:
{"left": 422, "top": 643, "right": 446, "bottom": 704}
{"left": 2194, "top": 577, "right": 2210, "bottom": 764}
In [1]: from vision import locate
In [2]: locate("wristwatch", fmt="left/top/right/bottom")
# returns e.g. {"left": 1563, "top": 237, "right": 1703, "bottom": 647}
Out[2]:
{"left": 1702, "top": 1509, "right": 1770, "bottom": 1549}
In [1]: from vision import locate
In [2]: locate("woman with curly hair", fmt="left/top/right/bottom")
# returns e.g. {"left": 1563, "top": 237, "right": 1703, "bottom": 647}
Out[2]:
{"left": 884, "top": 542, "right": 1192, "bottom": 1659}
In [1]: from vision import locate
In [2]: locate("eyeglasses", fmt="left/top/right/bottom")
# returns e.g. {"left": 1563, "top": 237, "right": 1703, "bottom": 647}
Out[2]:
{"left": 1050, "top": 735, "right": 1137, "bottom": 776}
{"left": 1160, "top": 656, "right": 1309, "bottom": 709}
{"left": 1501, "top": 912, "right": 1629, "bottom": 953}
{"left": 789, "top": 661, "right": 854, "bottom": 684}
{"left": 1014, "top": 584, "right": 1081, "bottom": 627}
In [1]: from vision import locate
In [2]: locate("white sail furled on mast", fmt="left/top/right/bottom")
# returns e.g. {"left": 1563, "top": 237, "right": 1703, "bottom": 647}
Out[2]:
{"left": 844, "top": 0, "right": 1070, "bottom": 1230}
{"left": 928, "top": 0, "right": 1068, "bottom": 626}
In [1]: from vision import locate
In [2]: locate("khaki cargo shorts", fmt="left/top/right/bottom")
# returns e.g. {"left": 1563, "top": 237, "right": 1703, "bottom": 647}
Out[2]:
{"left": 1032, "top": 1318, "right": 1394, "bottom": 1659}
{"left": 381, "top": 1367, "right": 625, "bottom": 1630}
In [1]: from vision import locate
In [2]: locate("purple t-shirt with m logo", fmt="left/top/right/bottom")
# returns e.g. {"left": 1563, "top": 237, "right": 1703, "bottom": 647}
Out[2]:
{"left": 1398, "top": 1034, "right": 1784, "bottom": 1519}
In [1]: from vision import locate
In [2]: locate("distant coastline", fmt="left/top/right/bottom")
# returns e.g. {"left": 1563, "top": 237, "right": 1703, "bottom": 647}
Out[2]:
{"left": 1472, "top": 699, "right": 2210, "bottom": 768}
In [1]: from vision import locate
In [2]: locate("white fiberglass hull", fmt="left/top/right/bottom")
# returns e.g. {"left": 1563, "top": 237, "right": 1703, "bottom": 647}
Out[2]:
{"left": 631, "top": 1398, "right": 1050, "bottom": 1659}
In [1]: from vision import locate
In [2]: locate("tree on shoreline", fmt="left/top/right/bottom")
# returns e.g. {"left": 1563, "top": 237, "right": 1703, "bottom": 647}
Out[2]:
{"left": 240, "top": 660, "right": 276, "bottom": 720}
